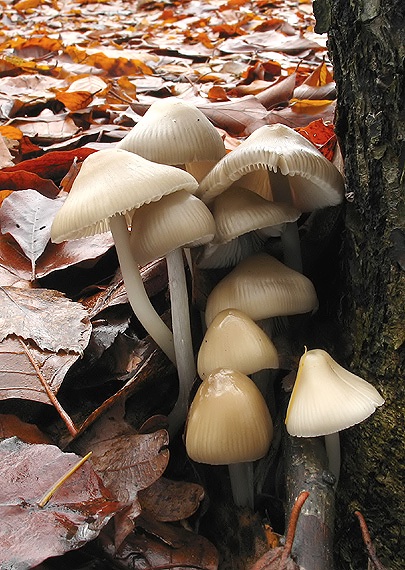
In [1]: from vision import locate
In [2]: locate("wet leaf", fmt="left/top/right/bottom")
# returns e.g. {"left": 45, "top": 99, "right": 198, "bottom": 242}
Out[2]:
{"left": 0, "top": 335, "right": 82, "bottom": 404}
{"left": 138, "top": 477, "right": 205, "bottom": 522}
{"left": 0, "top": 286, "right": 91, "bottom": 353}
{"left": 0, "top": 437, "right": 122, "bottom": 568}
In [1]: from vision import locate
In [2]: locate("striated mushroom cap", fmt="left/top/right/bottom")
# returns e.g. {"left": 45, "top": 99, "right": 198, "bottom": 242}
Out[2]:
{"left": 285, "top": 348, "right": 385, "bottom": 437}
{"left": 197, "top": 123, "right": 344, "bottom": 210}
{"left": 205, "top": 252, "right": 318, "bottom": 326}
{"left": 186, "top": 368, "right": 273, "bottom": 464}
{"left": 51, "top": 148, "right": 198, "bottom": 242}
{"left": 197, "top": 308, "right": 279, "bottom": 380}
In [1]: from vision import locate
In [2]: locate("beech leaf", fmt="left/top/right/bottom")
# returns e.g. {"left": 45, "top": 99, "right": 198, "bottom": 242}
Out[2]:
{"left": 0, "top": 336, "right": 83, "bottom": 404}
{"left": 0, "top": 286, "right": 91, "bottom": 353}
{"left": 0, "top": 437, "right": 122, "bottom": 569}
{"left": 0, "top": 189, "right": 63, "bottom": 279}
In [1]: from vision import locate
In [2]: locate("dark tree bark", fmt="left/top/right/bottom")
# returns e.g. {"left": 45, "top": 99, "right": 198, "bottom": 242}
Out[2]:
{"left": 313, "top": 1, "right": 405, "bottom": 569}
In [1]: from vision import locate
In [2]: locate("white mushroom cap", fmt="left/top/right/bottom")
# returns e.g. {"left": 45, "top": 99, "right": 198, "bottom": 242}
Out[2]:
{"left": 211, "top": 186, "right": 301, "bottom": 244}
{"left": 197, "top": 308, "right": 279, "bottom": 380}
{"left": 285, "top": 349, "right": 385, "bottom": 437}
{"left": 205, "top": 252, "right": 318, "bottom": 326}
{"left": 130, "top": 190, "right": 216, "bottom": 265}
{"left": 117, "top": 98, "right": 226, "bottom": 181}
{"left": 51, "top": 148, "right": 198, "bottom": 242}
{"left": 185, "top": 368, "right": 273, "bottom": 464}
{"left": 197, "top": 123, "right": 344, "bottom": 210}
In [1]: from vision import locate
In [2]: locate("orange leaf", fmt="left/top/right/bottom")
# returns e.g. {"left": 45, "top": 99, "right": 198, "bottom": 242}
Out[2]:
{"left": 207, "top": 86, "right": 230, "bottom": 102}
{"left": 297, "top": 119, "right": 337, "bottom": 160}
{"left": 0, "top": 126, "right": 23, "bottom": 141}
{"left": 55, "top": 90, "right": 94, "bottom": 111}
{"left": 290, "top": 99, "right": 334, "bottom": 112}
{"left": 302, "top": 60, "right": 334, "bottom": 87}
{"left": 0, "top": 191, "right": 13, "bottom": 208}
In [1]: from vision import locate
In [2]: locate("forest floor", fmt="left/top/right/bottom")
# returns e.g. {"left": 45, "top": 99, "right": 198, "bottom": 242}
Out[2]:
{"left": 0, "top": 1, "right": 354, "bottom": 569}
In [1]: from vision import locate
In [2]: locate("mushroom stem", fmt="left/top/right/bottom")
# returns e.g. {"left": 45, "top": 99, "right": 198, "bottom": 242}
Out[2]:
{"left": 109, "top": 214, "right": 176, "bottom": 364}
{"left": 269, "top": 170, "right": 303, "bottom": 272}
{"left": 324, "top": 432, "right": 341, "bottom": 486}
{"left": 166, "top": 248, "right": 197, "bottom": 435}
{"left": 228, "top": 462, "right": 254, "bottom": 509}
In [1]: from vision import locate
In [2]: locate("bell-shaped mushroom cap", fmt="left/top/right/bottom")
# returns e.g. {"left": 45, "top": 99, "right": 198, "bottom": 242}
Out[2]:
{"left": 205, "top": 252, "right": 318, "bottom": 326}
{"left": 212, "top": 186, "right": 301, "bottom": 244}
{"left": 117, "top": 98, "right": 226, "bottom": 180}
{"left": 197, "top": 309, "right": 279, "bottom": 380}
{"left": 197, "top": 123, "right": 344, "bottom": 210}
{"left": 185, "top": 368, "right": 273, "bottom": 465}
{"left": 51, "top": 148, "right": 198, "bottom": 242}
{"left": 130, "top": 190, "right": 216, "bottom": 265}
{"left": 285, "top": 349, "right": 385, "bottom": 437}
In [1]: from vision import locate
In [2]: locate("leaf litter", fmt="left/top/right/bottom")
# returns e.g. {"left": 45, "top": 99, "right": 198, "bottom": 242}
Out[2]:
{"left": 0, "top": 0, "right": 343, "bottom": 568}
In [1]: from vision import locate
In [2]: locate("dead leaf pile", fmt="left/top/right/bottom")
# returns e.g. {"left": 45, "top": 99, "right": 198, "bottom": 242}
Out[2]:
{"left": 0, "top": 0, "right": 342, "bottom": 568}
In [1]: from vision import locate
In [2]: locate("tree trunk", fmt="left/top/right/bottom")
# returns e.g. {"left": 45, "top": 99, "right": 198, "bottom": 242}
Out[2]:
{"left": 313, "top": 1, "right": 405, "bottom": 568}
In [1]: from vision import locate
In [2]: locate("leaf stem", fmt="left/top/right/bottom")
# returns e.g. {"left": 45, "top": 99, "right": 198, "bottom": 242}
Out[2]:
{"left": 354, "top": 510, "right": 387, "bottom": 570}
{"left": 279, "top": 490, "right": 310, "bottom": 566}
{"left": 38, "top": 451, "right": 92, "bottom": 507}
{"left": 18, "top": 337, "right": 78, "bottom": 437}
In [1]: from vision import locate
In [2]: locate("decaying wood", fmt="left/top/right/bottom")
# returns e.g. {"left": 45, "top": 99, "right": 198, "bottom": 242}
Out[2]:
{"left": 284, "top": 432, "right": 335, "bottom": 570}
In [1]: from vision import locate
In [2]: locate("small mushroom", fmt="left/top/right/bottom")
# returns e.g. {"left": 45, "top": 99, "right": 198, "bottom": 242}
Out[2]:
{"left": 197, "top": 124, "right": 345, "bottom": 271}
{"left": 51, "top": 148, "right": 198, "bottom": 364}
{"left": 204, "top": 252, "right": 318, "bottom": 328}
{"left": 285, "top": 348, "right": 385, "bottom": 483}
{"left": 196, "top": 186, "right": 301, "bottom": 269}
{"left": 118, "top": 98, "right": 226, "bottom": 182}
{"left": 197, "top": 308, "right": 279, "bottom": 380}
{"left": 130, "top": 190, "right": 216, "bottom": 434}
{"left": 186, "top": 368, "right": 273, "bottom": 508}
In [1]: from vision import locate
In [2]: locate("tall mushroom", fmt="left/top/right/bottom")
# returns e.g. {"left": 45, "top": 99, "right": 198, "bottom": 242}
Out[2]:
{"left": 51, "top": 148, "right": 198, "bottom": 365}
{"left": 130, "top": 190, "right": 216, "bottom": 434}
{"left": 186, "top": 368, "right": 273, "bottom": 509}
{"left": 285, "top": 348, "right": 385, "bottom": 483}
{"left": 117, "top": 98, "right": 226, "bottom": 182}
{"left": 197, "top": 123, "right": 345, "bottom": 271}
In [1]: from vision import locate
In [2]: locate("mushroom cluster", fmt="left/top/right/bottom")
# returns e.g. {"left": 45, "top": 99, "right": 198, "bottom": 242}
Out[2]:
{"left": 50, "top": 98, "right": 384, "bottom": 513}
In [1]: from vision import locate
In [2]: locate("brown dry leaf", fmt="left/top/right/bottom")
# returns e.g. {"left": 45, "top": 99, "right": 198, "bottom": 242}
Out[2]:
{"left": 0, "top": 335, "right": 82, "bottom": 404}
{"left": 0, "top": 190, "right": 64, "bottom": 279}
{"left": 0, "top": 413, "right": 51, "bottom": 443}
{"left": 105, "top": 512, "right": 219, "bottom": 570}
{"left": 1, "top": 148, "right": 96, "bottom": 183}
{"left": 0, "top": 171, "right": 59, "bottom": 197}
{"left": 74, "top": 402, "right": 169, "bottom": 510}
{"left": 0, "top": 229, "right": 114, "bottom": 281}
{"left": 138, "top": 477, "right": 205, "bottom": 522}
{"left": 11, "top": 109, "right": 80, "bottom": 145}
{"left": 0, "top": 437, "right": 122, "bottom": 568}
{"left": 0, "top": 286, "right": 91, "bottom": 353}
{"left": 250, "top": 546, "right": 299, "bottom": 570}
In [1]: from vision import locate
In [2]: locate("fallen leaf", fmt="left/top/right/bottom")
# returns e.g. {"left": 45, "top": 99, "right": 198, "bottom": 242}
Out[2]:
{"left": 102, "top": 512, "right": 219, "bottom": 570}
{"left": 0, "top": 413, "right": 52, "bottom": 444}
{"left": 0, "top": 286, "right": 91, "bottom": 353}
{"left": 0, "top": 437, "right": 122, "bottom": 568}
{"left": 0, "top": 335, "right": 83, "bottom": 404}
{"left": 0, "top": 190, "right": 64, "bottom": 279}
{"left": 138, "top": 477, "right": 205, "bottom": 522}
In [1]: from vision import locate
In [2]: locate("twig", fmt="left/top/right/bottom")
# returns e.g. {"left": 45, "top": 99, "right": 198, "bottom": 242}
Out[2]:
{"left": 18, "top": 337, "right": 78, "bottom": 437}
{"left": 354, "top": 510, "right": 387, "bottom": 570}
{"left": 38, "top": 451, "right": 92, "bottom": 507}
{"left": 279, "top": 491, "right": 310, "bottom": 567}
